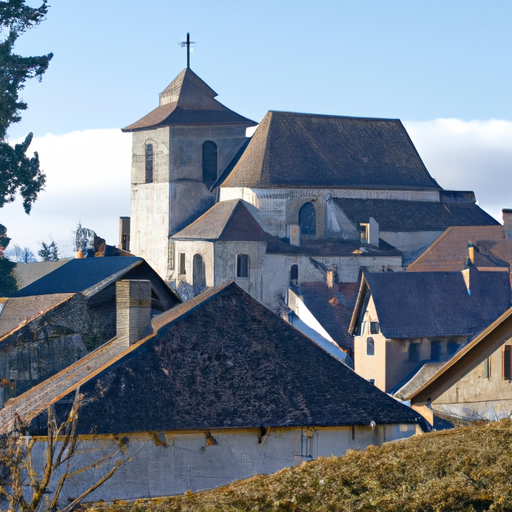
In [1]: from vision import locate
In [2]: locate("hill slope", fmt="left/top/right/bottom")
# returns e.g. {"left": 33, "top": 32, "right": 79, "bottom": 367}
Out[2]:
{"left": 88, "top": 420, "right": 512, "bottom": 512}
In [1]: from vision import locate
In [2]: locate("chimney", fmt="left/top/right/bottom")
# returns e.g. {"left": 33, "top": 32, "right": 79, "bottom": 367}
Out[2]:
{"left": 119, "top": 216, "right": 131, "bottom": 251}
{"left": 462, "top": 261, "right": 477, "bottom": 296}
{"left": 368, "top": 217, "right": 379, "bottom": 246}
{"left": 503, "top": 209, "right": 512, "bottom": 240}
{"left": 468, "top": 241, "right": 475, "bottom": 265}
{"left": 116, "top": 279, "right": 152, "bottom": 346}
{"left": 289, "top": 224, "right": 301, "bottom": 246}
{"left": 326, "top": 270, "right": 335, "bottom": 290}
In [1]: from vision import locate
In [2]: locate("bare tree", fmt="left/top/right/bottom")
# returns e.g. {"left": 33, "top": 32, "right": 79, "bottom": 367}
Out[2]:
{"left": 0, "top": 391, "right": 141, "bottom": 512}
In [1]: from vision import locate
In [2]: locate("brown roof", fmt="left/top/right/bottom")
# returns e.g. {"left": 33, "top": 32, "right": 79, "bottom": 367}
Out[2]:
{"left": 222, "top": 111, "right": 442, "bottom": 190}
{"left": 408, "top": 225, "right": 512, "bottom": 272}
{"left": 122, "top": 68, "right": 256, "bottom": 132}
{"left": 172, "top": 199, "right": 271, "bottom": 242}
{"left": 24, "top": 283, "right": 429, "bottom": 435}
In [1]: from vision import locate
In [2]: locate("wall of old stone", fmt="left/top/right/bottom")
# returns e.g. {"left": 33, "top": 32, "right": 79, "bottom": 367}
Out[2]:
{"left": 34, "top": 424, "right": 419, "bottom": 504}
{"left": 433, "top": 338, "right": 512, "bottom": 420}
{"left": 0, "top": 289, "right": 118, "bottom": 407}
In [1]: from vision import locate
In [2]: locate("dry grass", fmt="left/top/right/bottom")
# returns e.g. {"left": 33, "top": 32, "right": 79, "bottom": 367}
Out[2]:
{"left": 85, "top": 420, "right": 512, "bottom": 512}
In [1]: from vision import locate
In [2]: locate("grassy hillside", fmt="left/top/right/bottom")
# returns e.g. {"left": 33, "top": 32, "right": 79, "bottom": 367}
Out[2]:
{"left": 87, "top": 420, "right": 512, "bottom": 512}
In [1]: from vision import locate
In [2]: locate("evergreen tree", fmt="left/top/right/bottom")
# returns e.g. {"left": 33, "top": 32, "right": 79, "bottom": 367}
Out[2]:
{"left": 0, "top": 1, "right": 52, "bottom": 295}
{"left": 38, "top": 239, "right": 59, "bottom": 261}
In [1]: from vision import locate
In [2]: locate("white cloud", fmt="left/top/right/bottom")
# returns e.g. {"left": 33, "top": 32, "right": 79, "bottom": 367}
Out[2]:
{"left": 1, "top": 129, "right": 131, "bottom": 257}
{"left": 404, "top": 119, "right": 512, "bottom": 223}
{"left": 2, "top": 120, "right": 511, "bottom": 259}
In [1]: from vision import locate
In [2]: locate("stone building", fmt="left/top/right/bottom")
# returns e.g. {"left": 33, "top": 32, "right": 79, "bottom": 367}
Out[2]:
{"left": 122, "top": 68, "right": 498, "bottom": 325}
{"left": 0, "top": 257, "right": 180, "bottom": 407}
{"left": 0, "top": 283, "right": 428, "bottom": 503}
{"left": 122, "top": 68, "right": 256, "bottom": 279}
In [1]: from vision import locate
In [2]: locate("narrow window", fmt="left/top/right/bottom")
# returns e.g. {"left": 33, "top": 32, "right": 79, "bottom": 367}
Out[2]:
{"left": 290, "top": 264, "right": 298, "bottom": 286}
{"left": 503, "top": 346, "right": 512, "bottom": 380}
{"left": 370, "top": 322, "right": 379, "bottom": 335}
{"left": 145, "top": 143, "right": 154, "bottom": 183}
{"left": 237, "top": 254, "right": 249, "bottom": 278}
{"left": 202, "top": 141, "right": 217, "bottom": 185}
{"left": 193, "top": 254, "right": 206, "bottom": 287}
{"left": 483, "top": 357, "right": 491, "bottom": 379}
{"left": 179, "top": 253, "right": 186, "bottom": 275}
{"left": 409, "top": 342, "right": 420, "bottom": 362}
{"left": 431, "top": 341, "right": 442, "bottom": 361}
{"left": 366, "top": 337, "right": 375, "bottom": 356}
{"left": 168, "top": 240, "right": 175, "bottom": 270}
{"left": 298, "top": 202, "right": 316, "bottom": 235}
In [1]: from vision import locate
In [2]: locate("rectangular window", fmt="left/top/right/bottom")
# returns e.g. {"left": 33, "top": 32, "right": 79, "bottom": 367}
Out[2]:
{"left": 503, "top": 346, "right": 511, "bottom": 380}
{"left": 431, "top": 341, "right": 442, "bottom": 361}
{"left": 483, "top": 357, "right": 491, "bottom": 379}
{"left": 236, "top": 254, "right": 249, "bottom": 278}
{"left": 409, "top": 342, "right": 420, "bottom": 363}
{"left": 168, "top": 240, "right": 175, "bottom": 270}
{"left": 145, "top": 143, "right": 154, "bottom": 183}
{"left": 370, "top": 322, "right": 379, "bottom": 334}
{"left": 179, "top": 253, "right": 186, "bottom": 275}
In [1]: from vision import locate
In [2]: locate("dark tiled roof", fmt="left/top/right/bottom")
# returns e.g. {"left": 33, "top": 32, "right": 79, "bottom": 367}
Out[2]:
{"left": 357, "top": 270, "right": 511, "bottom": 339}
{"left": 333, "top": 198, "right": 499, "bottom": 232}
{"left": 11, "top": 257, "right": 143, "bottom": 297}
{"left": 222, "top": 111, "right": 442, "bottom": 190}
{"left": 29, "top": 283, "right": 427, "bottom": 435}
{"left": 408, "top": 225, "right": 511, "bottom": 272}
{"left": 266, "top": 238, "right": 401, "bottom": 257}
{"left": 299, "top": 282, "right": 358, "bottom": 351}
{"left": 172, "top": 199, "right": 271, "bottom": 241}
{"left": 122, "top": 68, "right": 256, "bottom": 132}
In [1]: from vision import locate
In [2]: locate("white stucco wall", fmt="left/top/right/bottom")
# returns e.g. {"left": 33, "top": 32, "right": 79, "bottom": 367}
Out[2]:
{"left": 33, "top": 424, "right": 420, "bottom": 505}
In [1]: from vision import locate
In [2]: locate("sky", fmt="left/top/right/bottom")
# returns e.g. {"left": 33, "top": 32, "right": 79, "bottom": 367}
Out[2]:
{"left": 2, "top": 1, "right": 512, "bottom": 257}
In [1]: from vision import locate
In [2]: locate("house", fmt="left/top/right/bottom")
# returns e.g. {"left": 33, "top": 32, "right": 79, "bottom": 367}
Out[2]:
{"left": 0, "top": 282, "right": 429, "bottom": 503}
{"left": 0, "top": 257, "right": 180, "bottom": 407}
{"left": 349, "top": 267, "right": 511, "bottom": 394}
{"left": 409, "top": 305, "right": 512, "bottom": 422}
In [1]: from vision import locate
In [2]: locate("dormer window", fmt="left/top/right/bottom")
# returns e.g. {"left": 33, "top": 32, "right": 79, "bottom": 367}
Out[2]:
{"left": 237, "top": 254, "right": 249, "bottom": 278}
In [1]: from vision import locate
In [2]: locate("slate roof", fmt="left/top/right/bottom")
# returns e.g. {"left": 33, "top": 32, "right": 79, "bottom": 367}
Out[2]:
{"left": 298, "top": 282, "right": 358, "bottom": 352}
{"left": 122, "top": 68, "right": 256, "bottom": 132}
{"left": 351, "top": 270, "right": 511, "bottom": 339}
{"left": 26, "top": 283, "right": 428, "bottom": 435}
{"left": 332, "top": 198, "right": 499, "bottom": 232}
{"left": 11, "top": 257, "right": 144, "bottom": 297}
{"left": 172, "top": 199, "right": 271, "bottom": 241}
{"left": 408, "top": 225, "right": 511, "bottom": 272}
{"left": 13, "top": 260, "right": 69, "bottom": 290}
{"left": 222, "top": 111, "right": 442, "bottom": 190}
{"left": 0, "top": 258, "right": 181, "bottom": 339}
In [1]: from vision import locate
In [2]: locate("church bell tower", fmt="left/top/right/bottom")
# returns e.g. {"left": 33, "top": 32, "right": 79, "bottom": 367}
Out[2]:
{"left": 122, "top": 67, "right": 256, "bottom": 280}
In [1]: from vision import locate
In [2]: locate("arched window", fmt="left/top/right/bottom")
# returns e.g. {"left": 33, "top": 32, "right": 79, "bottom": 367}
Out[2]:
{"left": 290, "top": 264, "right": 298, "bottom": 286}
{"left": 299, "top": 202, "right": 316, "bottom": 235}
{"left": 366, "top": 337, "right": 375, "bottom": 356}
{"left": 193, "top": 254, "right": 206, "bottom": 287}
{"left": 202, "top": 141, "right": 217, "bottom": 185}
{"left": 237, "top": 254, "right": 249, "bottom": 278}
{"left": 145, "top": 143, "right": 154, "bottom": 183}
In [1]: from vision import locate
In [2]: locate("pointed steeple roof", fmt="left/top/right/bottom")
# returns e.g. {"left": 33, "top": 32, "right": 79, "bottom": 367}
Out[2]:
{"left": 122, "top": 68, "right": 256, "bottom": 132}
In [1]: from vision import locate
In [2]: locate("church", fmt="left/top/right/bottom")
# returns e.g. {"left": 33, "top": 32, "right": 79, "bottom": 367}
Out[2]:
{"left": 121, "top": 64, "right": 497, "bottom": 344}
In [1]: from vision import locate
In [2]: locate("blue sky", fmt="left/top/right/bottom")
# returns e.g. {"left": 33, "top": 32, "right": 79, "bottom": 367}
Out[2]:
{"left": 3, "top": 1, "right": 512, "bottom": 256}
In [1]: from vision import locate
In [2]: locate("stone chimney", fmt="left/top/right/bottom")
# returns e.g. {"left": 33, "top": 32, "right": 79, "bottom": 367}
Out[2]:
{"left": 289, "top": 224, "right": 301, "bottom": 246}
{"left": 116, "top": 279, "right": 152, "bottom": 346}
{"left": 468, "top": 241, "right": 475, "bottom": 265}
{"left": 503, "top": 209, "right": 512, "bottom": 240}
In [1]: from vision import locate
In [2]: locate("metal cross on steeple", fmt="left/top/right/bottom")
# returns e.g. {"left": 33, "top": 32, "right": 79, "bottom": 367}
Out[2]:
{"left": 180, "top": 33, "right": 195, "bottom": 69}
